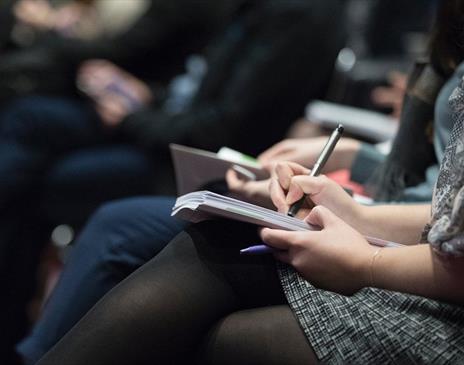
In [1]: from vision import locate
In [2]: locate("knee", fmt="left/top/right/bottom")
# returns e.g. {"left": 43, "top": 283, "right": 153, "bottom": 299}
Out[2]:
{"left": 89, "top": 197, "right": 162, "bottom": 230}
{"left": 74, "top": 197, "right": 166, "bottom": 262}
{"left": 0, "top": 97, "right": 54, "bottom": 137}
{"left": 198, "top": 311, "right": 257, "bottom": 365}
{"left": 199, "top": 306, "right": 315, "bottom": 365}
{"left": 71, "top": 199, "right": 140, "bottom": 254}
{"left": 76, "top": 199, "right": 141, "bottom": 249}
{"left": 90, "top": 199, "right": 140, "bottom": 229}
{"left": 0, "top": 96, "right": 94, "bottom": 144}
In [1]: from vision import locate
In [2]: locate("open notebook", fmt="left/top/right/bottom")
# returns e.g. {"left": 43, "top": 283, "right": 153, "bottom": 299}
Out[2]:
{"left": 172, "top": 191, "right": 402, "bottom": 248}
{"left": 170, "top": 144, "right": 269, "bottom": 195}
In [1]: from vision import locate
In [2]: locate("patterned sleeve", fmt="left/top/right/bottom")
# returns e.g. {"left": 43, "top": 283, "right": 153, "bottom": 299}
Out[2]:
{"left": 427, "top": 79, "right": 464, "bottom": 257}
{"left": 428, "top": 185, "right": 464, "bottom": 257}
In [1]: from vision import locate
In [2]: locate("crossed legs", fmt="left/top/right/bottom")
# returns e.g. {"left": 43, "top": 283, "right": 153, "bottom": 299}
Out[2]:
{"left": 37, "top": 221, "right": 317, "bottom": 364}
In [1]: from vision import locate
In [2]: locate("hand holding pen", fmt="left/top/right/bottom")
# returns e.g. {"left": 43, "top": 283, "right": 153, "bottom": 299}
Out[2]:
{"left": 243, "top": 125, "right": 346, "bottom": 254}
{"left": 287, "top": 124, "right": 344, "bottom": 217}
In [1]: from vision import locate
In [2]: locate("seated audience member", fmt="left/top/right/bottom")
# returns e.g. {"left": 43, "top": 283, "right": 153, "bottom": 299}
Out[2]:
{"left": 36, "top": 55, "right": 464, "bottom": 364}
{"left": 0, "top": 0, "right": 238, "bottom": 100}
{"left": 0, "top": 0, "right": 15, "bottom": 52}
{"left": 18, "top": 1, "right": 464, "bottom": 361}
{"left": 2, "top": 1, "right": 346, "bottom": 363}
{"left": 12, "top": 0, "right": 147, "bottom": 41}
{"left": 0, "top": 0, "right": 246, "bottom": 362}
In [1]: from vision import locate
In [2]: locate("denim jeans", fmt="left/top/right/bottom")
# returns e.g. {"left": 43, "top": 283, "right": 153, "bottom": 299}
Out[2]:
{"left": 0, "top": 96, "right": 154, "bottom": 362}
{"left": 18, "top": 196, "right": 186, "bottom": 364}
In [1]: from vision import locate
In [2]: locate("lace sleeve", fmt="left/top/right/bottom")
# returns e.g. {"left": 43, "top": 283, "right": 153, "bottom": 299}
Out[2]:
{"left": 427, "top": 77, "right": 464, "bottom": 257}
{"left": 428, "top": 182, "right": 464, "bottom": 257}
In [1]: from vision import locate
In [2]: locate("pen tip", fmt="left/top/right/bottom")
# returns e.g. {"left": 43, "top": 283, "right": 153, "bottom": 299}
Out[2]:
{"left": 337, "top": 124, "right": 344, "bottom": 133}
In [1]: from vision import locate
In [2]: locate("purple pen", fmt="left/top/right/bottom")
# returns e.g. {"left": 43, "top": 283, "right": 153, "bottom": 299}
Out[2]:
{"left": 240, "top": 244, "right": 276, "bottom": 255}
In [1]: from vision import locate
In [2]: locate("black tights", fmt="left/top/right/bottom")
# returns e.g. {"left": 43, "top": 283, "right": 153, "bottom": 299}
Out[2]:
{"left": 38, "top": 221, "right": 317, "bottom": 365}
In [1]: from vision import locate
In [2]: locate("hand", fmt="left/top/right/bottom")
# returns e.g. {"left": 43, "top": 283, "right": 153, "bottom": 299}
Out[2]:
{"left": 53, "top": 2, "right": 89, "bottom": 36}
{"left": 14, "top": 0, "right": 55, "bottom": 30}
{"left": 284, "top": 117, "right": 327, "bottom": 139}
{"left": 371, "top": 71, "right": 407, "bottom": 119}
{"left": 258, "top": 137, "right": 360, "bottom": 173}
{"left": 269, "top": 161, "right": 363, "bottom": 228}
{"left": 225, "top": 169, "right": 274, "bottom": 209}
{"left": 77, "top": 60, "right": 153, "bottom": 127}
{"left": 260, "top": 205, "right": 376, "bottom": 295}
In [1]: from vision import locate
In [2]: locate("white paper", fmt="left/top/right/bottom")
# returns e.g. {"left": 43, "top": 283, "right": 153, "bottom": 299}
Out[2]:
{"left": 306, "top": 100, "right": 398, "bottom": 142}
{"left": 172, "top": 191, "right": 402, "bottom": 248}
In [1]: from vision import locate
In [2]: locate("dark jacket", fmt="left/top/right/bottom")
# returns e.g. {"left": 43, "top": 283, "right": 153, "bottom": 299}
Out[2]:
{"left": 44, "top": 0, "right": 243, "bottom": 83}
{"left": 120, "top": 0, "right": 346, "bottom": 160}
{"left": 0, "top": 0, "right": 241, "bottom": 101}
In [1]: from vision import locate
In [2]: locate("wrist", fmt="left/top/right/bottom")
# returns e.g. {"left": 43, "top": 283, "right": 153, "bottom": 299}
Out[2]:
{"left": 352, "top": 203, "right": 372, "bottom": 236}
{"left": 356, "top": 244, "right": 381, "bottom": 290}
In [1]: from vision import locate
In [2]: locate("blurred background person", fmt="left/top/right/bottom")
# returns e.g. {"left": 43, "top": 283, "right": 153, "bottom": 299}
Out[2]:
{"left": 0, "top": 0, "right": 246, "bottom": 362}
{"left": 16, "top": 1, "right": 463, "bottom": 364}
{"left": 0, "top": 0, "right": 239, "bottom": 103}
{"left": 1, "top": 1, "right": 347, "bottom": 363}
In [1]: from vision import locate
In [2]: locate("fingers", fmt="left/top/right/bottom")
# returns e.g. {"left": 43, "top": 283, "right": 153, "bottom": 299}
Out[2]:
{"left": 285, "top": 174, "right": 328, "bottom": 205}
{"left": 96, "top": 94, "right": 128, "bottom": 127}
{"left": 273, "top": 162, "right": 310, "bottom": 190}
{"left": 269, "top": 177, "right": 288, "bottom": 212}
{"left": 260, "top": 151, "right": 303, "bottom": 171}
{"left": 273, "top": 250, "right": 291, "bottom": 265}
{"left": 260, "top": 160, "right": 277, "bottom": 174}
{"left": 257, "top": 140, "right": 292, "bottom": 163}
{"left": 14, "top": 0, "right": 53, "bottom": 28}
{"left": 79, "top": 60, "right": 114, "bottom": 82}
{"left": 225, "top": 169, "right": 244, "bottom": 192}
{"left": 371, "top": 87, "right": 402, "bottom": 106}
{"left": 78, "top": 60, "right": 115, "bottom": 98}
{"left": 268, "top": 161, "right": 310, "bottom": 212}
{"left": 260, "top": 228, "right": 319, "bottom": 265}
{"left": 304, "top": 205, "right": 338, "bottom": 229}
{"left": 259, "top": 228, "right": 296, "bottom": 250}
{"left": 388, "top": 71, "right": 407, "bottom": 90}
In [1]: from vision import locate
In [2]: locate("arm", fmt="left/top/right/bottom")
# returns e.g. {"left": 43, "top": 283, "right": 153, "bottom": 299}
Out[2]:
{"left": 120, "top": 1, "right": 346, "bottom": 155}
{"left": 260, "top": 206, "right": 464, "bottom": 305}
{"left": 373, "top": 244, "right": 464, "bottom": 304}
{"left": 257, "top": 137, "right": 362, "bottom": 173}
{"left": 270, "top": 162, "right": 430, "bottom": 244}
{"left": 47, "top": 1, "right": 229, "bottom": 76}
{"left": 262, "top": 160, "right": 464, "bottom": 304}
{"left": 357, "top": 204, "right": 430, "bottom": 244}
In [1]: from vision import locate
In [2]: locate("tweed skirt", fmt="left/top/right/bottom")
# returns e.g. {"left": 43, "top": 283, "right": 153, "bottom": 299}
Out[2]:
{"left": 278, "top": 264, "right": 464, "bottom": 364}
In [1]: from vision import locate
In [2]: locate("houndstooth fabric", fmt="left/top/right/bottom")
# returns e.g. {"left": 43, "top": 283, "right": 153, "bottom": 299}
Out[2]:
{"left": 278, "top": 79, "right": 464, "bottom": 363}
{"left": 278, "top": 263, "right": 464, "bottom": 364}
{"left": 427, "top": 79, "right": 464, "bottom": 256}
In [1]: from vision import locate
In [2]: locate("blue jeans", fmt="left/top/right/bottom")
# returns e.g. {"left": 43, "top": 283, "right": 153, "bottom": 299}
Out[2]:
{"left": 0, "top": 96, "right": 101, "bottom": 206}
{"left": 18, "top": 196, "right": 186, "bottom": 364}
{"left": 0, "top": 96, "right": 155, "bottom": 221}
{"left": 0, "top": 96, "right": 154, "bottom": 362}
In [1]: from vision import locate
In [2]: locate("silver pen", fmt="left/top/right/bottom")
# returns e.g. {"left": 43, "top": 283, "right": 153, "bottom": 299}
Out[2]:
{"left": 287, "top": 124, "right": 344, "bottom": 217}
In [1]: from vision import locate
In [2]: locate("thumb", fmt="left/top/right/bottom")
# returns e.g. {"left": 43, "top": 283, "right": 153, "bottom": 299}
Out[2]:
{"left": 304, "top": 205, "right": 338, "bottom": 229}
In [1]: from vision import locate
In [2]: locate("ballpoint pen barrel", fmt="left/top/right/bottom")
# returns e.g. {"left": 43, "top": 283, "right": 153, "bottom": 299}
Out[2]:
{"left": 287, "top": 199, "right": 304, "bottom": 217}
{"left": 287, "top": 124, "right": 343, "bottom": 217}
